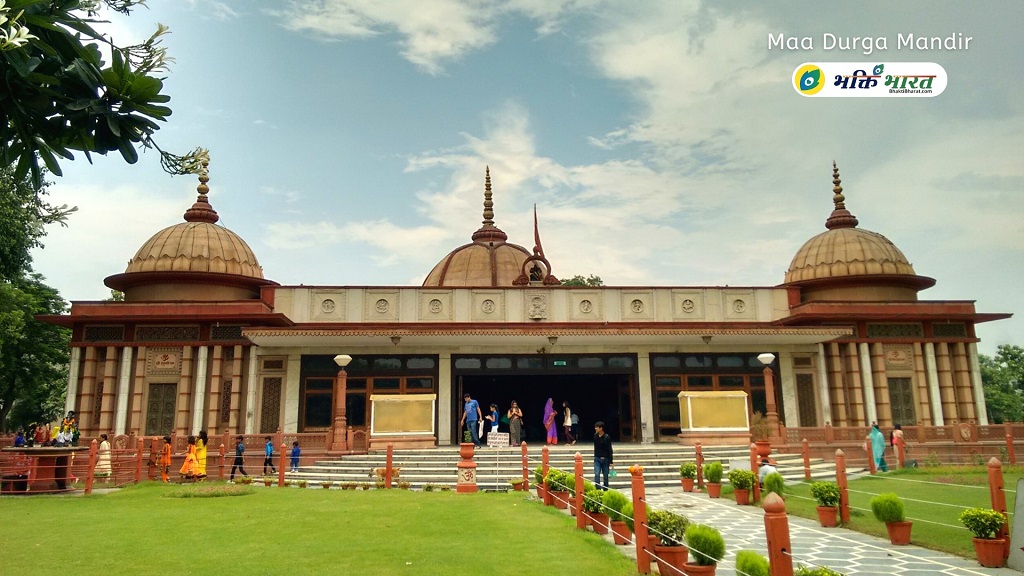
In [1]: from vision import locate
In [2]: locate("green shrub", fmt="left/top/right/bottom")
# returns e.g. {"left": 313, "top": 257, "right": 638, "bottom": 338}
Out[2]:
{"left": 763, "top": 472, "right": 784, "bottom": 497}
{"left": 925, "top": 451, "right": 941, "bottom": 468}
{"left": 727, "top": 468, "right": 756, "bottom": 490}
{"left": 602, "top": 490, "right": 630, "bottom": 522}
{"left": 702, "top": 461, "right": 723, "bottom": 483}
{"left": 809, "top": 481, "right": 840, "bottom": 507}
{"left": 684, "top": 523, "right": 726, "bottom": 566}
{"left": 622, "top": 501, "right": 650, "bottom": 533}
{"left": 164, "top": 484, "right": 254, "bottom": 498}
{"left": 679, "top": 462, "right": 697, "bottom": 479}
{"left": 795, "top": 565, "right": 846, "bottom": 576}
{"left": 534, "top": 466, "right": 544, "bottom": 486}
{"left": 545, "top": 469, "right": 570, "bottom": 491}
{"left": 582, "top": 487, "right": 603, "bottom": 513}
{"left": 869, "top": 493, "right": 905, "bottom": 523}
{"left": 959, "top": 507, "right": 1006, "bottom": 539}
{"left": 734, "top": 550, "right": 770, "bottom": 576}
{"left": 648, "top": 509, "right": 689, "bottom": 546}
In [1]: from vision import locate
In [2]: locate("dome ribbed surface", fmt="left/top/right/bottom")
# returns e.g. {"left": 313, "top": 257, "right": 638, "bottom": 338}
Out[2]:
{"left": 785, "top": 227, "right": 915, "bottom": 283}
{"left": 125, "top": 221, "right": 264, "bottom": 278}
{"left": 423, "top": 241, "right": 530, "bottom": 287}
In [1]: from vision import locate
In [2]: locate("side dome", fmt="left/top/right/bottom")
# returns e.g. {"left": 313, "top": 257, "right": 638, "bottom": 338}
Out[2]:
{"left": 105, "top": 165, "right": 276, "bottom": 301}
{"left": 784, "top": 163, "right": 933, "bottom": 302}
{"left": 423, "top": 167, "right": 532, "bottom": 287}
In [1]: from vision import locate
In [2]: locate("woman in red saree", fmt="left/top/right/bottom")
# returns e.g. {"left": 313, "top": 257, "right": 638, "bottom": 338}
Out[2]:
{"left": 543, "top": 398, "right": 558, "bottom": 445}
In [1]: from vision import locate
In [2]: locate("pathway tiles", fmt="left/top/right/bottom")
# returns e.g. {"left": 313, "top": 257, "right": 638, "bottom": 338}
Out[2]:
{"left": 643, "top": 487, "right": 1022, "bottom": 576}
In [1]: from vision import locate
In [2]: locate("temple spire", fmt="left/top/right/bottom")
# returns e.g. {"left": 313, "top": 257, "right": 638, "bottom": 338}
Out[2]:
{"left": 183, "top": 156, "right": 219, "bottom": 224}
{"left": 471, "top": 166, "right": 508, "bottom": 243}
{"left": 482, "top": 166, "right": 494, "bottom": 226}
{"left": 824, "top": 160, "right": 858, "bottom": 230}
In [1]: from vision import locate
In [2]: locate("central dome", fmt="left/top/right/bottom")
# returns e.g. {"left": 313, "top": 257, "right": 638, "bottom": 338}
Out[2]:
{"left": 423, "top": 168, "right": 531, "bottom": 287}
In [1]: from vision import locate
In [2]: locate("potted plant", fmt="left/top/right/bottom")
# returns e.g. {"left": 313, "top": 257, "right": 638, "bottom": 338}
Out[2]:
{"left": 341, "top": 482, "right": 357, "bottom": 490}
{"left": 534, "top": 466, "right": 545, "bottom": 499}
{"left": 397, "top": 480, "right": 411, "bottom": 490}
{"left": 603, "top": 490, "right": 632, "bottom": 545}
{"left": 583, "top": 487, "right": 609, "bottom": 535}
{"left": 358, "top": 482, "right": 371, "bottom": 490}
{"left": 703, "top": 461, "right": 724, "bottom": 498}
{"left": 683, "top": 523, "right": 726, "bottom": 575}
{"left": 809, "top": 481, "right": 841, "bottom": 527}
{"left": 735, "top": 550, "right": 770, "bottom": 576}
{"left": 679, "top": 462, "right": 697, "bottom": 492}
{"left": 297, "top": 479, "right": 308, "bottom": 489}
{"left": 763, "top": 471, "right": 784, "bottom": 499}
{"left": 648, "top": 509, "right": 690, "bottom": 575}
{"left": 623, "top": 502, "right": 657, "bottom": 551}
{"left": 870, "top": 492, "right": 911, "bottom": 545}
{"left": 545, "top": 469, "right": 570, "bottom": 510}
{"left": 262, "top": 475, "right": 274, "bottom": 487}
{"left": 959, "top": 507, "right": 1007, "bottom": 567}
{"left": 727, "top": 468, "right": 756, "bottom": 505}
{"left": 509, "top": 478, "right": 526, "bottom": 491}
{"left": 321, "top": 480, "right": 333, "bottom": 489}
{"left": 795, "top": 566, "right": 846, "bottom": 576}
{"left": 750, "top": 411, "right": 773, "bottom": 458}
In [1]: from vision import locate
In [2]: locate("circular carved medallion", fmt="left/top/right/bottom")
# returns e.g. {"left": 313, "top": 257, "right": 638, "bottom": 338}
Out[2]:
{"left": 375, "top": 299, "right": 390, "bottom": 314}
{"left": 429, "top": 299, "right": 442, "bottom": 313}
{"left": 681, "top": 299, "right": 695, "bottom": 313}
{"left": 631, "top": 299, "right": 644, "bottom": 313}
{"left": 320, "top": 298, "right": 335, "bottom": 313}
{"left": 481, "top": 299, "right": 495, "bottom": 314}
{"left": 732, "top": 299, "right": 746, "bottom": 313}
{"left": 579, "top": 299, "right": 593, "bottom": 313}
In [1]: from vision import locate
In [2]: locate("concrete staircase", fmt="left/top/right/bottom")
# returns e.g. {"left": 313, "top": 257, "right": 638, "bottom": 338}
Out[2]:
{"left": 289, "top": 444, "right": 836, "bottom": 490}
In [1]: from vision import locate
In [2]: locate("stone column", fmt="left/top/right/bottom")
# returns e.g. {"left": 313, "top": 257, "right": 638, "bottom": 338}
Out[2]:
{"left": 99, "top": 346, "right": 118, "bottom": 433}
{"left": 114, "top": 346, "right": 133, "bottom": 435}
{"left": 924, "top": 343, "right": 944, "bottom": 426}
{"left": 64, "top": 347, "right": 82, "bottom": 415}
{"left": 637, "top": 351, "right": 654, "bottom": 443}
{"left": 858, "top": 342, "right": 877, "bottom": 424}
{"left": 206, "top": 346, "right": 223, "bottom": 430}
{"left": 191, "top": 346, "right": 209, "bottom": 434}
{"left": 175, "top": 346, "right": 193, "bottom": 434}
{"left": 130, "top": 346, "right": 147, "bottom": 434}
{"left": 967, "top": 343, "right": 989, "bottom": 425}
{"left": 438, "top": 352, "right": 452, "bottom": 445}
{"left": 816, "top": 344, "right": 832, "bottom": 425}
{"left": 245, "top": 348, "right": 262, "bottom": 434}
{"left": 779, "top": 352, "right": 797, "bottom": 427}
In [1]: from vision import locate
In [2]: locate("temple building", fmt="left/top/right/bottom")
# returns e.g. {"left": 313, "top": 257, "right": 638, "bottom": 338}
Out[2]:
{"left": 41, "top": 163, "right": 1009, "bottom": 447}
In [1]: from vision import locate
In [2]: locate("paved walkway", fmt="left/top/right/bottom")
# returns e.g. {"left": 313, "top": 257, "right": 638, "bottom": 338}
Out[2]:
{"left": 630, "top": 487, "right": 1022, "bottom": 576}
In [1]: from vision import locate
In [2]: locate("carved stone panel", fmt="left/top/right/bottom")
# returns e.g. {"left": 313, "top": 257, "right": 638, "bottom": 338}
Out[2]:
{"left": 418, "top": 291, "right": 453, "bottom": 321}
{"left": 569, "top": 290, "right": 602, "bottom": 321}
{"left": 525, "top": 290, "right": 549, "bottom": 320}
{"left": 311, "top": 290, "right": 346, "bottom": 321}
{"left": 471, "top": 291, "right": 505, "bottom": 321}
{"left": 621, "top": 290, "right": 655, "bottom": 320}
{"left": 146, "top": 347, "right": 181, "bottom": 376}
{"left": 671, "top": 291, "right": 705, "bottom": 320}
{"left": 723, "top": 290, "right": 757, "bottom": 320}
{"left": 365, "top": 290, "right": 399, "bottom": 322}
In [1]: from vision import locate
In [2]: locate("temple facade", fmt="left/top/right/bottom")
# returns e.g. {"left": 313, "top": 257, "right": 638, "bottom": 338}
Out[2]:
{"left": 42, "top": 164, "right": 1009, "bottom": 446}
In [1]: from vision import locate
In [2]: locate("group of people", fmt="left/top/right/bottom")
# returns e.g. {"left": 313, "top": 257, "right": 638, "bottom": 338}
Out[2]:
{"left": 869, "top": 422, "right": 905, "bottom": 472}
{"left": 159, "top": 431, "right": 210, "bottom": 483}
{"left": 12, "top": 411, "right": 81, "bottom": 448}
{"left": 227, "top": 436, "right": 302, "bottom": 481}
{"left": 460, "top": 394, "right": 582, "bottom": 447}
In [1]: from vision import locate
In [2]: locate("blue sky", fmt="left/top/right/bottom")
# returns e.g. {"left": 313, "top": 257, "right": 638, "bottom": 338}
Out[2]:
{"left": 30, "top": 0, "right": 1023, "bottom": 354}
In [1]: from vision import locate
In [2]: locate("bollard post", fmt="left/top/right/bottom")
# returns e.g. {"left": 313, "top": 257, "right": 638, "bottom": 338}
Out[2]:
{"left": 836, "top": 449, "right": 850, "bottom": 524}
{"left": 85, "top": 439, "right": 98, "bottom": 495}
{"left": 630, "top": 466, "right": 651, "bottom": 575}
{"left": 278, "top": 444, "right": 287, "bottom": 487}
{"left": 149, "top": 437, "right": 160, "bottom": 480}
{"left": 575, "top": 452, "right": 586, "bottom": 530}
{"left": 1006, "top": 434, "right": 1017, "bottom": 466}
{"left": 802, "top": 438, "right": 812, "bottom": 481}
{"left": 986, "top": 457, "right": 1010, "bottom": 559}
{"left": 217, "top": 444, "right": 226, "bottom": 480}
{"left": 542, "top": 445, "right": 552, "bottom": 505}
{"left": 135, "top": 438, "right": 144, "bottom": 484}
{"left": 896, "top": 438, "right": 906, "bottom": 469}
{"left": 386, "top": 443, "right": 394, "bottom": 489}
{"left": 750, "top": 443, "right": 760, "bottom": 503}
{"left": 695, "top": 442, "right": 705, "bottom": 491}
{"left": 456, "top": 443, "right": 478, "bottom": 493}
{"left": 866, "top": 436, "right": 876, "bottom": 475}
{"left": 521, "top": 442, "right": 529, "bottom": 490}
{"left": 763, "top": 493, "right": 795, "bottom": 576}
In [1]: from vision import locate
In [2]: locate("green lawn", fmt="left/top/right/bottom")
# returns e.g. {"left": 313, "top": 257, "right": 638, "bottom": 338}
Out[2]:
{"left": 783, "top": 465, "right": 1022, "bottom": 558}
{"left": 1, "top": 483, "right": 640, "bottom": 576}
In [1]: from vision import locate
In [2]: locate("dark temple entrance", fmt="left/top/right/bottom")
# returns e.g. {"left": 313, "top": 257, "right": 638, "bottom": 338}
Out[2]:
{"left": 452, "top": 353, "right": 638, "bottom": 444}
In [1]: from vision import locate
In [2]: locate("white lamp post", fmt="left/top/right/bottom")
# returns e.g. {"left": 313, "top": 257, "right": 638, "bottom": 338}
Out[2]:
{"left": 331, "top": 354, "right": 353, "bottom": 452}
{"left": 757, "top": 353, "right": 779, "bottom": 439}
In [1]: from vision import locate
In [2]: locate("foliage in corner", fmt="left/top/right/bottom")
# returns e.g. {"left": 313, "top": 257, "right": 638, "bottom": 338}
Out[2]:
{"left": 809, "top": 481, "right": 840, "bottom": 507}
{"left": 727, "top": 468, "right": 756, "bottom": 490}
{"left": 795, "top": 565, "right": 847, "bottom": 576}
{"left": 679, "top": 462, "right": 697, "bottom": 479}
{"left": 601, "top": 490, "right": 629, "bottom": 522}
{"left": 734, "top": 550, "right": 770, "bottom": 576}
{"left": 647, "top": 509, "right": 689, "bottom": 546}
{"left": 684, "top": 523, "right": 726, "bottom": 566}
{"left": 763, "top": 472, "right": 785, "bottom": 498}
{"left": 959, "top": 507, "right": 1006, "bottom": 539}
{"left": 702, "top": 461, "right": 723, "bottom": 483}
{"left": 869, "top": 492, "right": 905, "bottom": 523}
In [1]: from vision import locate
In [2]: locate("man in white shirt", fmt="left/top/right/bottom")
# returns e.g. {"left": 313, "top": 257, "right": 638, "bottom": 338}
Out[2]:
{"left": 758, "top": 459, "right": 778, "bottom": 487}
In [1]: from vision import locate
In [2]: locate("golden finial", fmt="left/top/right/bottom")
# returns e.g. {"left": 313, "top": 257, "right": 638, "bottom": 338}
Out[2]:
{"left": 832, "top": 160, "right": 845, "bottom": 210}
{"left": 824, "top": 160, "right": 858, "bottom": 230}
{"left": 482, "top": 166, "right": 494, "bottom": 225}
{"left": 183, "top": 150, "right": 219, "bottom": 224}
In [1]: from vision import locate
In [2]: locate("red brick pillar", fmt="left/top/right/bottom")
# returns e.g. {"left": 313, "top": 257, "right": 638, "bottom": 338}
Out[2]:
{"left": 521, "top": 442, "right": 529, "bottom": 489}
{"left": 836, "top": 449, "right": 850, "bottom": 524}
{"left": 386, "top": 443, "right": 394, "bottom": 489}
{"left": 750, "top": 443, "right": 760, "bottom": 503}
{"left": 896, "top": 438, "right": 906, "bottom": 469}
{"left": 217, "top": 444, "right": 225, "bottom": 480}
{"left": 149, "top": 437, "right": 160, "bottom": 480}
{"left": 987, "top": 457, "right": 1010, "bottom": 558}
{"left": 542, "top": 445, "right": 550, "bottom": 480}
{"left": 456, "top": 443, "right": 477, "bottom": 493}
{"left": 630, "top": 466, "right": 651, "bottom": 575}
{"left": 802, "top": 438, "right": 812, "bottom": 481}
{"left": 84, "top": 439, "right": 98, "bottom": 495}
{"left": 866, "top": 436, "right": 876, "bottom": 474}
{"left": 763, "top": 493, "right": 794, "bottom": 576}
{"left": 135, "top": 438, "right": 145, "bottom": 483}
{"left": 1006, "top": 433, "right": 1016, "bottom": 466}
{"left": 278, "top": 444, "right": 287, "bottom": 487}
{"left": 695, "top": 442, "right": 705, "bottom": 491}
{"left": 575, "top": 452, "right": 586, "bottom": 530}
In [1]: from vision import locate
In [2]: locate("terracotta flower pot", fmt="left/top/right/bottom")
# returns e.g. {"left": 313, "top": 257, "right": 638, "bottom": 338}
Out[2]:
{"left": 706, "top": 482, "right": 722, "bottom": 498}
{"left": 816, "top": 506, "right": 838, "bottom": 527}
{"left": 681, "top": 478, "right": 694, "bottom": 492}
{"left": 459, "top": 443, "right": 475, "bottom": 460}
{"left": 755, "top": 440, "right": 771, "bottom": 459}
{"left": 681, "top": 562, "right": 716, "bottom": 575}
{"left": 653, "top": 545, "right": 689, "bottom": 576}
{"left": 536, "top": 485, "right": 544, "bottom": 499}
{"left": 551, "top": 491, "right": 569, "bottom": 510}
{"left": 589, "top": 512, "right": 610, "bottom": 535}
{"left": 610, "top": 520, "right": 632, "bottom": 545}
{"left": 972, "top": 537, "right": 1006, "bottom": 568}
{"left": 569, "top": 501, "right": 578, "bottom": 516}
{"left": 542, "top": 485, "right": 553, "bottom": 506}
{"left": 733, "top": 488, "right": 750, "bottom": 505}
{"left": 885, "top": 521, "right": 912, "bottom": 545}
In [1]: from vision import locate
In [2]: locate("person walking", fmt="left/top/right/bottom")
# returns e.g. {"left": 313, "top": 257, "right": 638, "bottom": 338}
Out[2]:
{"left": 263, "top": 436, "right": 277, "bottom": 475}
{"left": 230, "top": 436, "right": 248, "bottom": 481}
{"left": 96, "top": 433, "right": 112, "bottom": 479}
{"left": 593, "top": 421, "right": 614, "bottom": 490}
{"left": 562, "top": 401, "right": 576, "bottom": 445}
{"left": 543, "top": 398, "right": 557, "bottom": 445}
{"left": 507, "top": 401, "right": 524, "bottom": 445}
{"left": 179, "top": 435, "right": 198, "bottom": 479}
{"left": 290, "top": 441, "right": 301, "bottom": 473}
{"left": 869, "top": 423, "right": 888, "bottom": 472}
{"left": 159, "top": 435, "right": 172, "bottom": 483}
{"left": 460, "top": 393, "right": 483, "bottom": 447}
{"left": 195, "top": 430, "right": 208, "bottom": 480}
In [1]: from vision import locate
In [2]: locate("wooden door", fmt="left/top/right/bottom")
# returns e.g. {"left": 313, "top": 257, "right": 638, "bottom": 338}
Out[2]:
{"left": 796, "top": 373, "right": 818, "bottom": 427}
{"left": 887, "top": 377, "right": 917, "bottom": 425}
{"left": 146, "top": 383, "right": 176, "bottom": 435}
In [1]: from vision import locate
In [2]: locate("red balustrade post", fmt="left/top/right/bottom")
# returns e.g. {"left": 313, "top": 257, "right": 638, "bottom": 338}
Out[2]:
{"left": 1006, "top": 433, "right": 1017, "bottom": 466}
{"left": 695, "top": 442, "right": 705, "bottom": 491}
{"left": 825, "top": 421, "right": 835, "bottom": 444}
{"left": 836, "top": 449, "right": 850, "bottom": 524}
{"left": 750, "top": 442, "right": 760, "bottom": 503}
{"left": 802, "top": 438, "right": 812, "bottom": 481}
{"left": 521, "top": 442, "right": 529, "bottom": 489}
{"left": 865, "top": 436, "right": 876, "bottom": 475}
{"left": 84, "top": 439, "right": 98, "bottom": 495}
{"left": 574, "top": 452, "right": 586, "bottom": 530}
{"left": 135, "top": 438, "right": 144, "bottom": 484}
{"left": 278, "top": 444, "right": 287, "bottom": 487}
{"left": 542, "top": 445, "right": 550, "bottom": 480}
{"left": 630, "top": 466, "right": 651, "bottom": 575}
{"left": 217, "top": 444, "right": 226, "bottom": 480}
{"left": 764, "top": 493, "right": 794, "bottom": 576}
{"left": 896, "top": 438, "right": 906, "bottom": 469}
{"left": 386, "top": 443, "right": 394, "bottom": 489}
{"left": 149, "top": 437, "right": 160, "bottom": 481}
{"left": 987, "top": 457, "right": 1010, "bottom": 559}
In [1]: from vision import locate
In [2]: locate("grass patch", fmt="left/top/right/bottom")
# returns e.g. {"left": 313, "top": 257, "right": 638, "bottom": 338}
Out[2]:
{"left": 784, "top": 465, "right": 1022, "bottom": 558}
{"left": 1, "top": 482, "right": 639, "bottom": 576}
{"left": 164, "top": 484, "right": 255, "bottom": 498}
